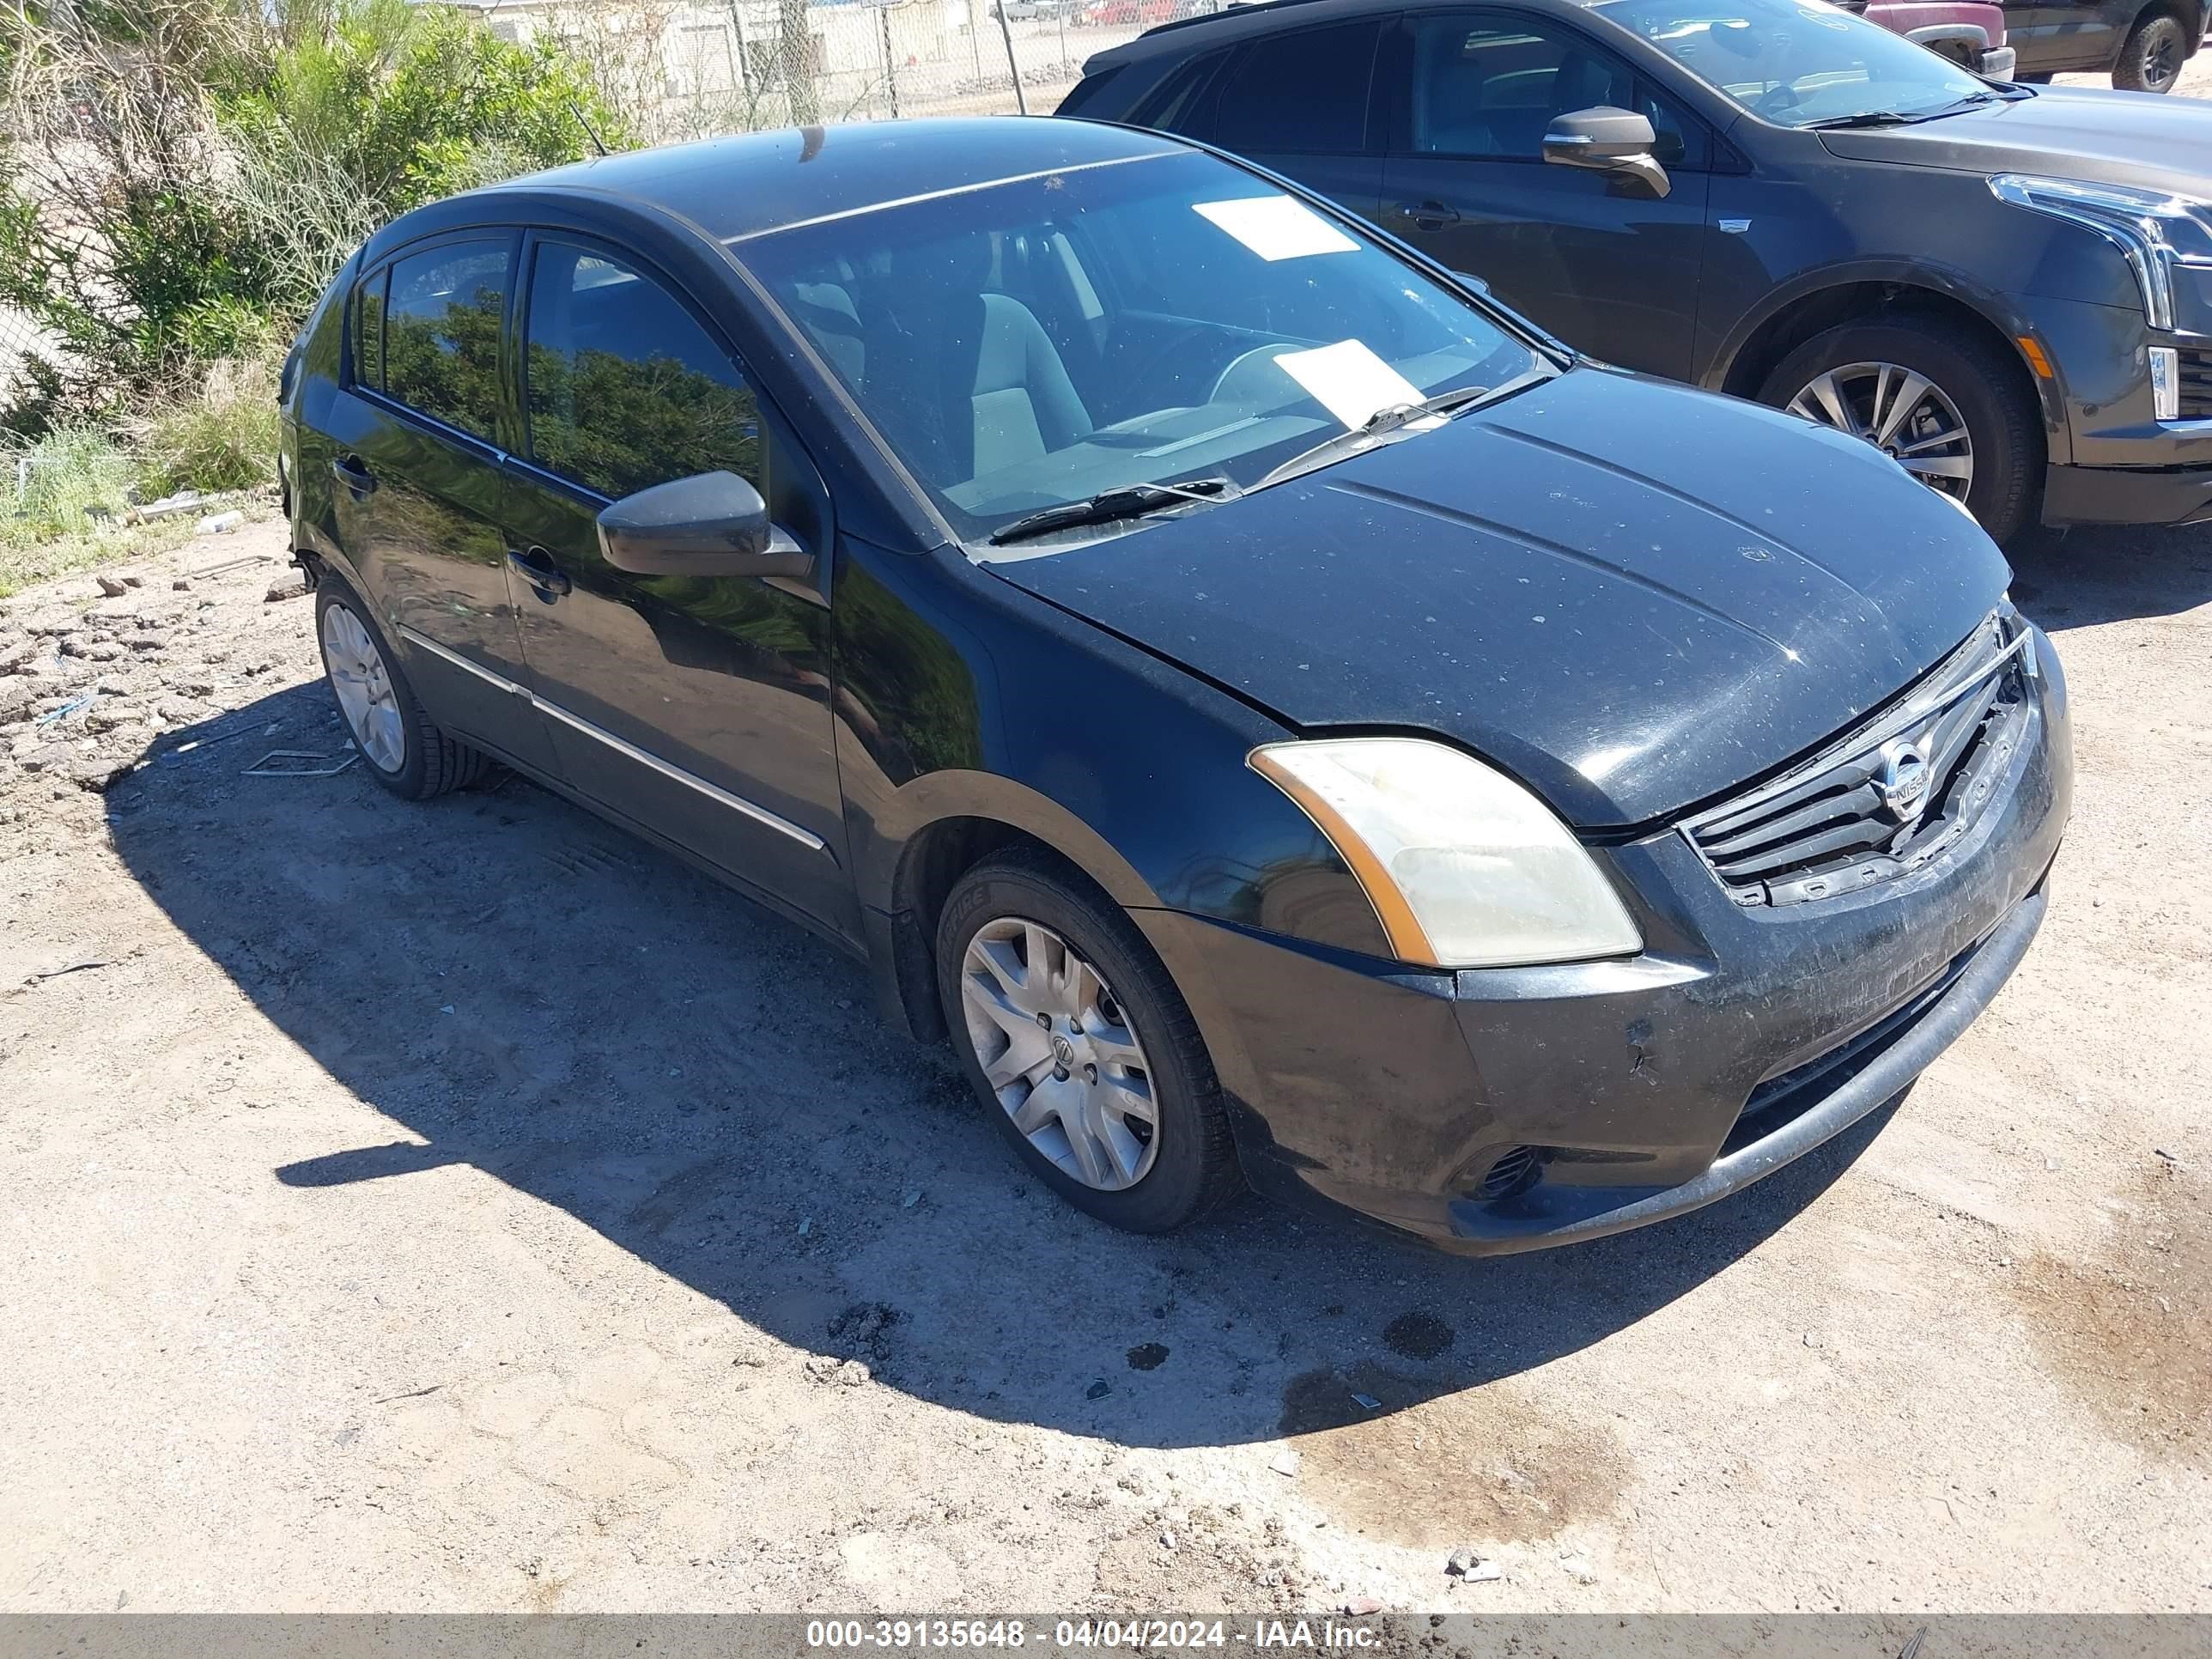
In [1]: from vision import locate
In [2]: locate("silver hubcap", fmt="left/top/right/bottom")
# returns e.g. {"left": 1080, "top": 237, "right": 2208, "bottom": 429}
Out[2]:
{"left": 1789, "top": 362, "right": 1973, "bottom": 504}
{"left": 959, "top": 918, "right": 1158, "bottom": 1191}
{"left": 320, "top": 604, "right": 405, "bottom": 774}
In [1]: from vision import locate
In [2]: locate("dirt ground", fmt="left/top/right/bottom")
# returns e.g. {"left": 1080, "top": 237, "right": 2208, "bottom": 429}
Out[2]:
{"left": 3, "top": 478, "right": 2207, "bottom": 1615}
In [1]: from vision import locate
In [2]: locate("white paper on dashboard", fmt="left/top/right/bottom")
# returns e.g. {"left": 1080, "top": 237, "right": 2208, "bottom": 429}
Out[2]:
{"left": 1272, "top": 339, "right": 1426, "bottom": 431}
{"left": 1192, "top": 195, "right": 1359, "bottom": 261}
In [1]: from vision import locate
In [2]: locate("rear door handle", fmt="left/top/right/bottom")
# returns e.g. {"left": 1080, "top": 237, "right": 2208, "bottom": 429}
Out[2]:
{"left": 1404, "top": 201, "right": 1462, "bottom": 229}
{"left": 507, "top": 545, "right": 572, "bottom": 600}
{"left": 330, "top": 455, "right": 377, "bottom": 497}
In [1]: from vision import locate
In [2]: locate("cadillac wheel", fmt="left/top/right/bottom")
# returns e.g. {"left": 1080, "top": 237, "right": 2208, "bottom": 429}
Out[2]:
{"left": 1759, "top": 318, "right": 2041, "bottom": 545}
{"left": 936, "top": 852, "right": 1241, "bottom": 1232}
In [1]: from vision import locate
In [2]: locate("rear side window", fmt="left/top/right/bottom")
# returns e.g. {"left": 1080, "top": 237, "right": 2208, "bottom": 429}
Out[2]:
{"left": 1213, "top": 22, "right": 1382, "bottom": 155}
{"left": 522, "top": 242, "right": 762, "bottom": 501}
{"left": 380, "top": 240, "right": 511, "bottom": 442}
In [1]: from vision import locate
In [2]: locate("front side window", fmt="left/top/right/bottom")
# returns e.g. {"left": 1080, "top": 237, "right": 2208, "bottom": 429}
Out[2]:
{"left": 1407, "top": 14, "right": 1698, "bottom": 166}
{"left": 1214, "top": 22, "right": 1382, "bottom": 154}
{"left": 380, "top": 240, "right": 510, "bottom": 442}
{"left": 1593, "top": 0, "right": 1989, "bottom": 127}
{"left": 523, "top": 243, "right": 762, "bottom": 501}
{"left": 738, "top": 149, "right": 1550, "bottom": 546}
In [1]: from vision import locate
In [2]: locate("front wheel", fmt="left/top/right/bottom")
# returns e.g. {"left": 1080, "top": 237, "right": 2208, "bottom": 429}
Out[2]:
{"left": 1758, "top": 318, "right": 2041, "bottom": 545}
{"left": 936, "top": 850, "right": 1242, "bottom": 1234}
{"left": 2112, "top": 10, "right": 2187, "bottom": 91}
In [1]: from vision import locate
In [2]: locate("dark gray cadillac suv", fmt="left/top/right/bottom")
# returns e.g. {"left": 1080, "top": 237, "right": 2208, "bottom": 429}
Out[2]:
{"left": 1063, "top": 0, "right": 2212, "bottom": 540}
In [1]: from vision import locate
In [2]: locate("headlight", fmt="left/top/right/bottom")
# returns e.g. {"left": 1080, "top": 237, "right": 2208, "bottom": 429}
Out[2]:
{"left": 1990, "top": 173, "right": 2212, "bottom": 331}
{"left": 1248, "top": 737, "right": 1643, "bottom": 969}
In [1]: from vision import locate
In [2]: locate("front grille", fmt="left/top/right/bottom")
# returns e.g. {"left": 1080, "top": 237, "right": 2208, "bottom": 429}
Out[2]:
{"left": 2179, "top": 348, "right": 2212, "bottom": 421}
{"left": 1681, "top": 614, "right": 2032, "bottom": 908}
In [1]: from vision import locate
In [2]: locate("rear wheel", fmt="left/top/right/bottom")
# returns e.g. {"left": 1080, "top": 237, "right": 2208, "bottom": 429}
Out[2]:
{"left": 316, "top": 581, "right": 491, "bottom": 799}
{"left": 1759, "top": 317, "right": 2040, "bottom": 545}
{"left": 936, "top": 850, "right": 1241, "bottom": 1234}
{"left": 2112, "top": 9, "right": 2187, "bottom": 91}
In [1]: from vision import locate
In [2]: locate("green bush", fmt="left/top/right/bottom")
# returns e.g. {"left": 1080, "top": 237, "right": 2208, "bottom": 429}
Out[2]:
{"left": 133, "top": 356, "right": 281, "bottom": 499}
{"left": 3, "top": 426, "right": 136, "bottom": 543}
{"left": 0, "top": 0, "right": 624, "bottom": 428}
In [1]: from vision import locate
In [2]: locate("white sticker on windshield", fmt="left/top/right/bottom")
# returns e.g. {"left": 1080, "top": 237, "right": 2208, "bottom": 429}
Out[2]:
{"left": 1273, "top": 339, "right": 1426, "bottom": 431}
{"left": 1193, "top": 195, "right": 1359, "bottom": 261}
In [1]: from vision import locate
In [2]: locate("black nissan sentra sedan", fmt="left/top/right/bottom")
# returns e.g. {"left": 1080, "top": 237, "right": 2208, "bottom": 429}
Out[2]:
{"left": 277, "top": 117, "right": 2071, "bottom": 1255}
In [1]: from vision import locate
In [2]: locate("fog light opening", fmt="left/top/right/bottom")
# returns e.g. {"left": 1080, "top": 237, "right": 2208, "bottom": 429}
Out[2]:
{"left": 1476, "top": 1145, "right": 1544, "bottom": 1201}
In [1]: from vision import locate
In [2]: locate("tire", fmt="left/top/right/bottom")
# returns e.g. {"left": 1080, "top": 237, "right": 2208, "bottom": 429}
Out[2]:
{"left": 1758, "top": 316, "right": 2042, "bottom": 546}
{"left": 314, "top": 579, "right": 492, "bottom": 800}
{"left": 2112, "top": 9, "right": 2188, "bottom": 90}
{"left": 935, "top": 848, "right": 1242, "bottom": 1234}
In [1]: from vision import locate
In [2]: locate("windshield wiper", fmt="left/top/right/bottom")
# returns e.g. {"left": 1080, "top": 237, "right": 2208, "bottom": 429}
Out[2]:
{"left": 1804, "top": 110, "right": 1923, "bottom": 129}
{"left": 987, "top": 475, "right": 1240, "bottom": 546}
{"left": 1252, "top": 378, "right": 1530, "bottom": 493}
{"left": 1807, "top": 92, "right": 2000, "bottom": 130}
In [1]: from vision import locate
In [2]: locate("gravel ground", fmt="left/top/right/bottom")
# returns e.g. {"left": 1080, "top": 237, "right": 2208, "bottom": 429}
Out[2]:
{"left": 2, "top": 497, "right": 2205, "bottom": 1614}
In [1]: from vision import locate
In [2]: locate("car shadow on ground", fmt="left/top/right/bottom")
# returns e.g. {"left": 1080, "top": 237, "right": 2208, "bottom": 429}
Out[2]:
{"left": 2006, "top": 520, "right": 2212, "bottom": 633}
{"left": 103, "top": 672, "right": 1899, "bottom": 1450}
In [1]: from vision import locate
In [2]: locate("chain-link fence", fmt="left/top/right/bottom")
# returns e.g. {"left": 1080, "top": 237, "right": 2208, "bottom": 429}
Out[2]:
{"left": 470, "top": 0, "right": 1237, "bottom": 141}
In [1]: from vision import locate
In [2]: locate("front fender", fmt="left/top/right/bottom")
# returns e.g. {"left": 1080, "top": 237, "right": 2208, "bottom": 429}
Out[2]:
{"left": 830, "top": 538, "right": 1395, "bottom": 1036}
{"left": 1703, "top": 257, "right": 2074, "bottom": 459}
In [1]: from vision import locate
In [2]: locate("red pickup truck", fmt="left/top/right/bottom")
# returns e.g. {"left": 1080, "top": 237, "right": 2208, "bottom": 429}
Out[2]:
{"left": 1848, "top": 0, "right": 2017, "bottom": 76}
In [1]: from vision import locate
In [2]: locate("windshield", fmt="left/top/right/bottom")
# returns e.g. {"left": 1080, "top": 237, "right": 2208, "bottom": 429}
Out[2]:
{"left": 737, "top": 150, "right": 1550, "bottom": 545}
{"left": 1597, "top": 0, "right": 1991, "bottom": 127}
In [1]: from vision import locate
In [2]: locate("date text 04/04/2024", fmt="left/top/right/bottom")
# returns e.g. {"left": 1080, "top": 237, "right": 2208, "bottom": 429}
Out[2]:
{"left": 803, "top": 1621, "right": 1385, "bottom": 1650}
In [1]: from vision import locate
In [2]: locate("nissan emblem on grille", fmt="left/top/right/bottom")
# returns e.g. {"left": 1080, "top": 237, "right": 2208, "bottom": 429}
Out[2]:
{"left": 1678, "top": 612, "right": 2033, "bottom": 908}
{"left": 1875, "top": 736, "right": 1933, "bottom": 823}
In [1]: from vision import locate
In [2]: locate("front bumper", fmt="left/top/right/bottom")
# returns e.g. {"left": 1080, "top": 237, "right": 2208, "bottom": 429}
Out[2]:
{"left": 1137, "top": 628, "right": 2072, "bottom": 1255}
{"left": 2027, "top": 294, "right": 2212, "bottom": 526}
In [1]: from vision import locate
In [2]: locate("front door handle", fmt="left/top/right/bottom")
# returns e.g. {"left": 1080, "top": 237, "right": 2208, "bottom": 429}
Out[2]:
{"left": 331, "top": 455, "right": 377, "bottom": 497}
{"left": 1404, "top": 200, "right": 1462, "bottom": 230}
{"left": 507, "top": 546, "right": 572, "bottom": 600}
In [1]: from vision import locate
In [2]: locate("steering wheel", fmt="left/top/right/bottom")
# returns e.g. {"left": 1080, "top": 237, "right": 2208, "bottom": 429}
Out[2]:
{"left": 1119, "top": 324, "right": 1227, "bottom": 404}
{"left": 1753, "top": 80, "right": 1802, "bottom": 118}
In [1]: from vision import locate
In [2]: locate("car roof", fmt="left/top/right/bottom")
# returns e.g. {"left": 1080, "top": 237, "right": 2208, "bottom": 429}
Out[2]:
{"left": 1090, "top": 0, "right": 1602, "bottom": 67}
{"left": 478, "top": 116, "right": 1190, "bottom": 245}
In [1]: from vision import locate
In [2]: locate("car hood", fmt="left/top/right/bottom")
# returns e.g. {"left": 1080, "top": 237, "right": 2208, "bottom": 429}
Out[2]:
{"left": 985, "top": 368, "right": 2009, "bottom": 829}
{"left": 1814, "top": 86, "right": 2212, "bottom": 196}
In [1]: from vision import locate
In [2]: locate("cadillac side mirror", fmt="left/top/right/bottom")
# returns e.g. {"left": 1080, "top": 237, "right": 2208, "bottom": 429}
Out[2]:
{"left": 597, "top": 471, "right": 813, "bottom": 580}
{"left": 1542, "top": 106, "right": 1671, "bottom": 199}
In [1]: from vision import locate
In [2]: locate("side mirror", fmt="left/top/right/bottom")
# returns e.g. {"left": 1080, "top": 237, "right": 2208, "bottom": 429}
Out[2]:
{"left": 1542, "top": 106, "right": 1671, "bottom": 199}
{"left": 596, "top": 471, "right": 812, "bottom": 580}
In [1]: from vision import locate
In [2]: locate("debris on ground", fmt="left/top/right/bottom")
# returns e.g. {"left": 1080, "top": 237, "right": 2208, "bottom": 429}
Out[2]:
{"left": 264, "top": 568, "right": 311, "bottom": 604}
{"left": 197, "top": 511, "right": 246, "bottom": 537}
{"left": 1267, "top": 1449, "right": 1300, "bottom": 1477}
{"left": 243, "top": 748, "right": 356, "bottom": 778}
{"left": 128, "top": 489, "right": 204, "bottom": 523}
